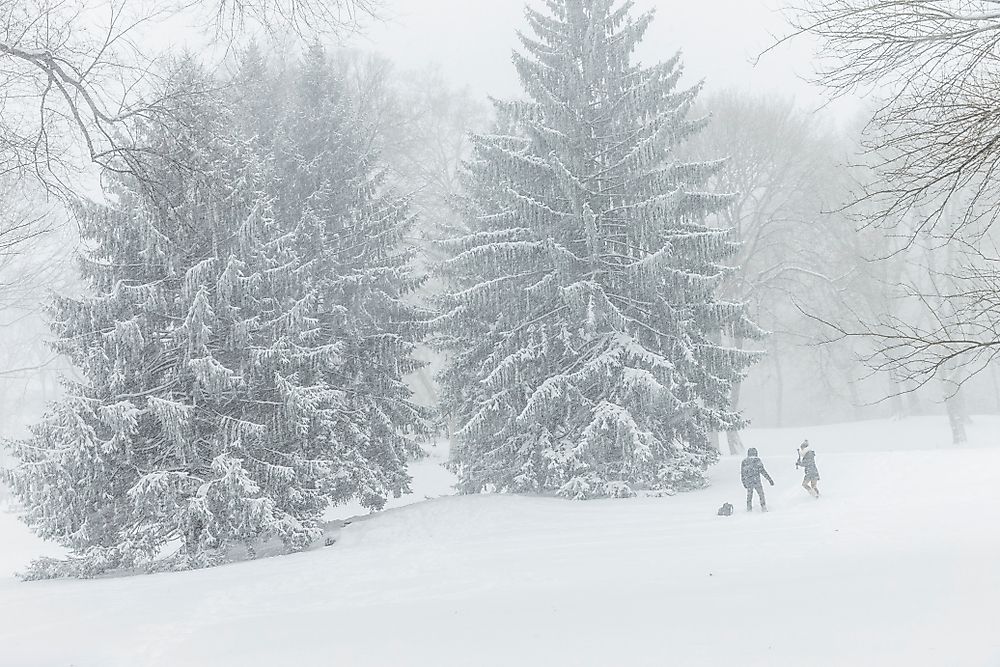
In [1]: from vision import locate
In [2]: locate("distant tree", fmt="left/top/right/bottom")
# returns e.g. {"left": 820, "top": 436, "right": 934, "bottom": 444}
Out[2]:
{"left": 790, "top": 0, "right": 1000, "bottom": 236}
{"left": 390, "top": 67, "right": 489, "bottom": 245}
{"left": 683, "top": 92, "right": 845, "bottom": 443}
{"left": 0, "top": 0, "right": 379, "bottom": 191}
{"left": 329, "top": 51, "right": 489, "bottom": 245}
{"left": 324, "top": 50, "right": 490, "bottom": 418}
{"left": 435, "top": 0, "right": 759, "bottom": 499}
{"left": 790, "top": 0, "right": 1000, "bottom": 395}
{"left": 819, "top": 201, "right": 978, "bottom": 444}
{"left": 0, "top": 183, "right": 75, "bottom": 497}
{"left": 0, "top": 185, "right": 76, "bottom": 434}
{"left": 4, "top": 48, "right": 426, "bottom": 578}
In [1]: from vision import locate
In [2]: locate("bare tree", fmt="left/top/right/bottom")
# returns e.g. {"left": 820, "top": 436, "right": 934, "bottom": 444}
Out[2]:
{"left": 788, "top": 0, "right": 1000, "bottom": 403}
{"left": 0, "top": 0, "right": 380, "bottom": 192}
{"left": 807, "top": 186, "right": 998, "bottom": 443}
{"left": 788, "top": 1, "right": 1000, "bottom": 237}
{"left": 205, "top": 0, "right": 379, "bottom": 36}
{"left": 0, "top": 181, "right": 77, "bottom": 444}
{"left": 323, "top": 51, "right": 488, "bottom": 245}
{"left": 685, "top": 91, "right": 845, "bottom": 450}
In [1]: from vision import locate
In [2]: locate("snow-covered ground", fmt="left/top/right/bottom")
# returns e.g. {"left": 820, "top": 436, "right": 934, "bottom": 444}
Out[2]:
{"left": 2, "top": 416, "right": 999, "bottom": 666}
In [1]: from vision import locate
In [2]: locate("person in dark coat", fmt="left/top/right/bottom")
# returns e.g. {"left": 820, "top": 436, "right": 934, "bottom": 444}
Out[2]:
{"left": 796, "top": 440, "right": 820, "bottom": 497}
{"left": 741, "top": 447, "right": 774, "bottom": 512}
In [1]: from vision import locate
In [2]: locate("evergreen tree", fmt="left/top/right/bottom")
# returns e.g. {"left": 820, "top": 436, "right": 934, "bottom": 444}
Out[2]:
{"left": 4, "top": 51, "right": 426, "bottom": 578}
{"left": 436, "top": 0, "right": 760, "bottom": 499}
{"left": 259, "top": 44, "right": 428, "bottom": 509}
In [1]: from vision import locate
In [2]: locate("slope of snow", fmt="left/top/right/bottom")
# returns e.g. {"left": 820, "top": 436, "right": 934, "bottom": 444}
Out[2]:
{"left": 2, "top": 417, "right": 999, "bottom": 666}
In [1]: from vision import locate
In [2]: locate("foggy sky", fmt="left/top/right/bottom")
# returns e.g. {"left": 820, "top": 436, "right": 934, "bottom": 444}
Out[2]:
{"left": 354, "top": 0, "right": 830, "bottom": 110}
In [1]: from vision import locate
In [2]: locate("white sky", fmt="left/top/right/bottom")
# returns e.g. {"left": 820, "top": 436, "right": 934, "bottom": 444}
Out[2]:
{"left": 350, "top": 0, "right": 835, "bottom": 112}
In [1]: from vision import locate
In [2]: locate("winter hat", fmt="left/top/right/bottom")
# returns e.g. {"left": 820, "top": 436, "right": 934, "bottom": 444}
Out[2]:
{"left": 747, "top": 447, "right": 758, "bottom": 457}
{"left": 800, "top": 440, "right": 810, "bottom": 450}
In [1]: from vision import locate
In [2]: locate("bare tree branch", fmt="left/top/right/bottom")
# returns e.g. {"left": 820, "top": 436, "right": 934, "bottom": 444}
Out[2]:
{"left": 0, "top": 0, "right": 382, "bottom": 193}
{"left": 788, "top": 0, "right": 1000, "bottom": 239}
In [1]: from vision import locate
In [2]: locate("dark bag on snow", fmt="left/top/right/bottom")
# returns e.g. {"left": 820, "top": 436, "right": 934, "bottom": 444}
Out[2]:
{"left": 717, "top": 502, "right": 733, "bottom": 516}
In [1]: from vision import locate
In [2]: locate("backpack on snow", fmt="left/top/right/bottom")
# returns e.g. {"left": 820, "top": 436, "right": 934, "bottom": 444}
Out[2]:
{"left": 717, "top": 502, "right": 734, "bottom": 516}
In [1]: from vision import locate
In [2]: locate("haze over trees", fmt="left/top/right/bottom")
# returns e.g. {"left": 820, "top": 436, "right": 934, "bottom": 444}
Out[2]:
{"left": 0, "top": 0, "right": 379, "bottom": 189}
{"left": 0, "top": 0, "right": 996, "bottom": 578}
{"left": 792, "top": 0, "right": 1000, "bottom": 410}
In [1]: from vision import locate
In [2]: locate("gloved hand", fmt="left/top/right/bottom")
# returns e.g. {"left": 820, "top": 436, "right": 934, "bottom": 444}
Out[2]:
{"left": 769, "top": 480, "right": 774, "bottom": 486}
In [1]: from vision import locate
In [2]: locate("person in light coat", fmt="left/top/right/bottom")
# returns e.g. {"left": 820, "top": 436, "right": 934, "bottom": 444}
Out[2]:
{"left": 796, "top": 440, "right": 820, "bottom": 497}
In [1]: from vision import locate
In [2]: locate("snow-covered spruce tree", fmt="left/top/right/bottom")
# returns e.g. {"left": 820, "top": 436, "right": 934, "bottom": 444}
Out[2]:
{"left": 253, "top": 44, "right": 429, "bottom": 507}
{"left": 3, "top": 52, "right": 426, "bottom": 578}
{"left": 435, "top": 0, "right": 760, "bottom": 499}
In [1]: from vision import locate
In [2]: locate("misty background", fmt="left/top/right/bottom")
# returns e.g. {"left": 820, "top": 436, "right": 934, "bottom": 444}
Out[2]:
{"left": 0, "top": 0, "right": 981, "bottom": 452}
{"left": 3, "top": 1, "right": 1000, "bottom": 662}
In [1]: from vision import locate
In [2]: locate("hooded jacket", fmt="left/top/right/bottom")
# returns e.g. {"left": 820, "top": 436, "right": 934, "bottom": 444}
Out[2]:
{"left": 741, "top": 449, "right": 774, "bottom": 489}
{"left": 797, "top": 449, "right": 819, "bottom": 479}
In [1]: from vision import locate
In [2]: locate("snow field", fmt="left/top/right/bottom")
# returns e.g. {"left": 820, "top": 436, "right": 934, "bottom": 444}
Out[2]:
{"left": 1, "top": 417, "right": 999, "bottom": 666}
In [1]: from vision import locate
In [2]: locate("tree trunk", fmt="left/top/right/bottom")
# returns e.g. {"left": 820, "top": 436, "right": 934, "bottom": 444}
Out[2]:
{"left": 888, "top": 371, "right": 905, "bottom": 419}
{"left": 846, "top": 374, "right": 863, "bottom": 422}
{"left": 945, "top": 391, "right": 968, "bottom": 445}
{"left": 941, "top": 364, "right": 968, "bottom": 445}
{"left": 725, "top": 339, "right": 746, "bottom": 455}
{"left": 725, "top": 427, "right": 743, "bottom": 455}
{"left": 935, "top": 237, "right": 968, "bottom": 445}
{"left": 773, "top": 352, "right": 784, "bottom": 429}
{"left": 991, "top": 365, "right": 1000, "bottom": 413}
